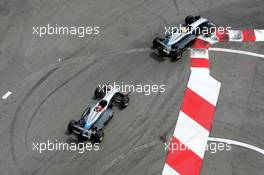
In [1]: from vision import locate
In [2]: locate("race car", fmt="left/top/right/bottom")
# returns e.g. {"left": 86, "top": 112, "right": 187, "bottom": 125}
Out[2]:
{"left": 67, "top": 85, "right": 130, "bottom": 143}
{"left": 152, "top": 15, "right": 216, "bottom": 60}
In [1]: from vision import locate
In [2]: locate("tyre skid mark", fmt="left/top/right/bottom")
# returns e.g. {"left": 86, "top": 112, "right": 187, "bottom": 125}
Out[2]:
{"left": 15, "top": 48, "right": 150, "bottom": 164}
{"left": 9, "top": 66, "right": 59, "bottom": 174}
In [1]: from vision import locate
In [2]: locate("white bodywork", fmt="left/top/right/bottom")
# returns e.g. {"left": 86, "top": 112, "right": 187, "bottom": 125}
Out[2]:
{"left": 84, "top": 87, "right": 118, "bottom": 129}
{"left": 168, "top": 17, "right": 208, "bottom": 46}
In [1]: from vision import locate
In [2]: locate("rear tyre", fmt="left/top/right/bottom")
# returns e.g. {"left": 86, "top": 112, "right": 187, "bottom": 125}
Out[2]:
{"left": 77, "top": 135, "right": 87, "bottom": 142}
{"left": 68, "top": 120, "right": 77, "bottom": 133}
{"left": 93, "top": 130, "right": 104, "bottom": 143}
{"left": 171, "top": 50, "right": 183, "bottom": 61}
{"left": 120, "top": 96, "right": 129, "bottom": 109}
{"left": 158, "top": 49, "right": 167, "bottom": 57}
{"left": 108, "top": 114, "right": 114, "bottom": 122}
{"left": 153, "top": 37, "right": 161, "bottom": 48}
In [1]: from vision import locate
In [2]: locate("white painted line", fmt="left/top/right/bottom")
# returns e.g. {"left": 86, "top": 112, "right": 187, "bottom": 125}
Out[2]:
{"left": 209, "top": 47, "right": 264, "bottom": 59}
{"left": 2, "top": 91, "right": 12, "bottom": 99}
{"left": 208, "top": 137, "right": 264, "bottom": 155}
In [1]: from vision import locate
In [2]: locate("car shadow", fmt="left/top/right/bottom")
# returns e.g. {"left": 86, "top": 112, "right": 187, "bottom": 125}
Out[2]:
{"left": 65, "top": 136, "right": 79, "bottom": 144}
{"left": 65, "top": 135, "right": 94, "bottom": 145}
{"left": 149, "top": 52, "right": 166, "bottom": 62}
{"left": 169, "top": 57, "right": 178, "bottom": 63}
{"left": 64, "top": 129, "right": 71, "bottom": 135}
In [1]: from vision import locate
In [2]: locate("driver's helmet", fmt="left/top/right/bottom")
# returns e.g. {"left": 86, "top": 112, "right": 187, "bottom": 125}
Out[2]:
{"left": 95, "top": 105, "right": 103, "bottom": 112}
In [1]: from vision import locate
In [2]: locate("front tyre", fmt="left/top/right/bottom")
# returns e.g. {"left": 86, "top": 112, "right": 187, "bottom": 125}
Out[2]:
{"left": 185, "top": 15, "right": 195, "bottom": 25}
{"left": 94, "top": 86, "right": 105, "bottom": 99}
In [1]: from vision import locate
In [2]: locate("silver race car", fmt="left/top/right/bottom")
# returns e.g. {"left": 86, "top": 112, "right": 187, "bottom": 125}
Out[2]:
{"left": 152, "top": 15, "right": 215, "bottom": 60}
{"left": 67, "top": 85, "right": 130, "bottom": 143}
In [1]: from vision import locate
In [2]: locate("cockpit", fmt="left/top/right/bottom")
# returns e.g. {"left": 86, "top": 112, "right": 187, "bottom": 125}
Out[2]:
{"left": 95, "top": 100, "right": 108, "bottom": 112}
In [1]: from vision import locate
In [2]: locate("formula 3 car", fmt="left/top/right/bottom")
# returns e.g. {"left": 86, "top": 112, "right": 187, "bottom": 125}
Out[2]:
{"left": 152, "top": 15, "right": 215, "bottom": 60}
{"left": 67, "top": 85, "right": 130, "bottom": 143}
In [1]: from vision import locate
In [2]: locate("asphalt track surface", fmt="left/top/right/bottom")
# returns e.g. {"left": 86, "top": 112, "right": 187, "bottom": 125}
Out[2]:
{"left": 0, "top": 0, "right": 264, "bottom": 175}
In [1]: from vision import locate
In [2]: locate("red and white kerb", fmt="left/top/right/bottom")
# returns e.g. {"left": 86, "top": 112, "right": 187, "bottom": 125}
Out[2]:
{"left": 215, "top": 29, "right": 264, "bottom": 42}
{"left": 162, "top": 38, "right": 221, "bottom": 175}
{"left": 162, "top": 29, "right": 264, "bottom": 175}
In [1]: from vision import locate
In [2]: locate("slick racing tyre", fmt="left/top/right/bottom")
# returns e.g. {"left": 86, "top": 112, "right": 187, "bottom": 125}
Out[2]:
{"left": 185, "top": 15, "right": 195, "bottom": 25}
{"left": 93, "top": 130, "right": 104, "bottom": 143}
{"left": 158, "top": 49, "right": 167, "bottom": 57}
{"left": 68, "top": 120, "right": 77, "bottom": 133}
{"left": 171, "top": 50, "right": 183, "bottom": 61}
{"left": 120, "top": 96, "right": 130, "bottom": 109}
{"left": 153, "top": 37, "right": 161, "bottom": 48}
{"left": 94, "top": 86, "right": 105, "bottom": 99}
